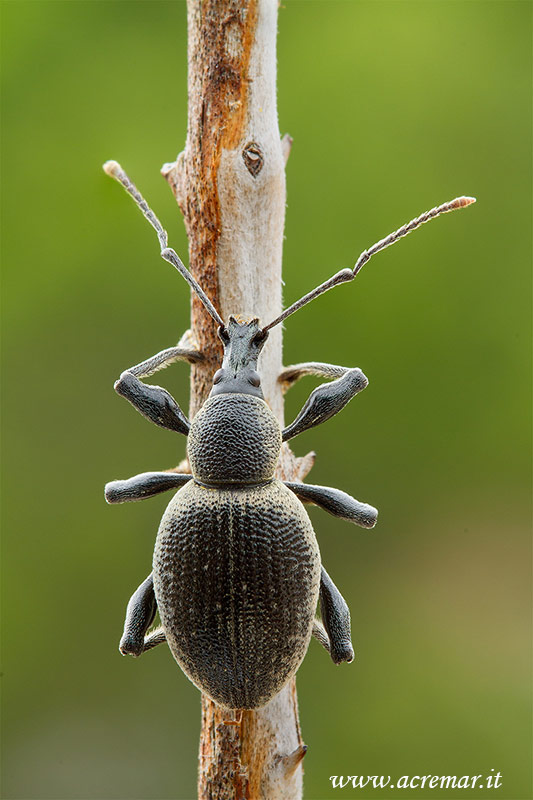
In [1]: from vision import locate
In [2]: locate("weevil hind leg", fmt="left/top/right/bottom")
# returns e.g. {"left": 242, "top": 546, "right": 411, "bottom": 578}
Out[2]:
{"left": 312, "top": 567, "right": 354, "bottom": 665}
{"left": 280, "top": 362, "right": 368, "bottom": 442}
{"left": 119, "top": 573, "right": 165, "bottom": 657}
{"left": 114, "top": 331, "right": 203, "bottom": 436}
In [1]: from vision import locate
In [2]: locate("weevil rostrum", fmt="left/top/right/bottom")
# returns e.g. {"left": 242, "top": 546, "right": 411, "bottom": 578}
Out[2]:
{"left": 104, "top": 160, "right": 475, "bottom": 710}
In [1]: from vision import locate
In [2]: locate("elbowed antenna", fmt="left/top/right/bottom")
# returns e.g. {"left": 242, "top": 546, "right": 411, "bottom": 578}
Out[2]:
{"left": 103, "top": 160, "right": 225, "bottom": 328}
{"left": 262, "top": 195, "right": 476, "bottom": 332}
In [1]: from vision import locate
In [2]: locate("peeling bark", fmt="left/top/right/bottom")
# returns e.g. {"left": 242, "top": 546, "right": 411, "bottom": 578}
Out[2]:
{"left": 163, "top": 1, "right": 311, "bottom": 797}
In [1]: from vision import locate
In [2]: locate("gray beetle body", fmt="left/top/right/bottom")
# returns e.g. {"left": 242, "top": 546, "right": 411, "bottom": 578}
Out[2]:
{"left": 155, "top": 477, "right": 320, "bottom": 709}
{"left": 156, "top": 390, "right": 321, "bottom": 708}
{"left": 155, "top": 335, "right": 320, "bottom": 708}
{"left": 107, "top": 316, "right": 373, "bottom": 708}
{"left": 104, "top": 161, "right": 473, "bottom": 710}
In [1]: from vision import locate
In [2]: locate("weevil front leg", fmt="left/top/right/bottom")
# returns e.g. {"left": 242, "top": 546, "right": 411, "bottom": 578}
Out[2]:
{"left": 312, "top": 567, "right": 354, "bottom": 664}
{"left": 120, "top": 573, "right": 167, "bottom": 657}
{"left": 115, "top": 330, "right": 202, "bottom": 435}
{"left": 285, "top": 481, "right": 377, "bottom": 528}
{"left": 280, "top": 362, "right": 368, "bottom": 441}
{"left": 105, "top": 471, "right": 192, "bottom": 503}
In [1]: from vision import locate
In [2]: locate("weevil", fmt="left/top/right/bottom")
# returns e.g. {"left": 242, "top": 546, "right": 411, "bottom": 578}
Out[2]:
{"left": 103, "top": 160, "right": 475, "bottom": 709}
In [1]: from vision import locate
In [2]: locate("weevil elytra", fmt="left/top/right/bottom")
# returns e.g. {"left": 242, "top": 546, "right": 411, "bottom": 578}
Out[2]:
{"left": 104, "top": 161, "right": 475, "bottom": 709}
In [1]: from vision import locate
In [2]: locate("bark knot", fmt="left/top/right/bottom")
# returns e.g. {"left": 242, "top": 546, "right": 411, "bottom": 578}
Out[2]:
{"left": 242, "top": 141, "right": 264, "bottom": 177}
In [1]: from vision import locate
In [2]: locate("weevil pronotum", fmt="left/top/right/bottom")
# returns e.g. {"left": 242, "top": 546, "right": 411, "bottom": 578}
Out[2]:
{"left": 104, "top": 160, "right": 475, "bottom": 709}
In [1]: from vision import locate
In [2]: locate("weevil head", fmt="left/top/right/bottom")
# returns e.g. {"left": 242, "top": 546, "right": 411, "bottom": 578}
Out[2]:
{"left": 210, "top": 316, "right": 268, "bottom": 398}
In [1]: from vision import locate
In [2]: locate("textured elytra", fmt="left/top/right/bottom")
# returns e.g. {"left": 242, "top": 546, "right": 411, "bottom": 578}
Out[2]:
{"left": 187, "top": 393, "right": 282, "bottom": 484}
{"left": 153, "top": 479, "right": 321, "bottom": 709}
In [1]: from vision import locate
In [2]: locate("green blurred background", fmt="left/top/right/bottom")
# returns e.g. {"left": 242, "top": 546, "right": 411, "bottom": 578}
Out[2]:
{"left": 2, "top": 1, "right": 531, "bottom": 798}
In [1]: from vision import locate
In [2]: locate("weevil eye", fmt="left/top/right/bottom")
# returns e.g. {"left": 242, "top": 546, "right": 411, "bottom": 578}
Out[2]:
{"left": 252, "top": 329, "right": 268, "bottom": 346}
{"left": 248, "top": 371, "right": 261, "bottom": 388}
{"left": 213, "top": 369, "right": 224, "bottom": 385}
{"left": 218, "top": 326, "right": 230, "bottom": 345}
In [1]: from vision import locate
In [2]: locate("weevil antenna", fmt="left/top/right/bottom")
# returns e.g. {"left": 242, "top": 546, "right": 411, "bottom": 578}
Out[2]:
{"left": 103, "top": 160, "right": 225, "bottom": 327}
{"left": 262, "top": 195, "right": 476, "bottom": 332}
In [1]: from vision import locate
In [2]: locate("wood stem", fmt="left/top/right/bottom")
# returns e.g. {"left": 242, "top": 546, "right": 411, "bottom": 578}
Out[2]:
{"left": 162, "top": 1, "right": 311, "bottom": 797}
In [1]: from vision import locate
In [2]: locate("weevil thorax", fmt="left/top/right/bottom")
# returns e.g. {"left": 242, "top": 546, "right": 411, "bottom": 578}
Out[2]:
{"left": 187, "top": 316, "right": 282, "bottom": 486}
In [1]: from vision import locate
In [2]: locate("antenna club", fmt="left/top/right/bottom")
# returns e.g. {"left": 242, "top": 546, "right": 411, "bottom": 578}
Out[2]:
{"left": 451, "top": 196, "right": 476, "bottom": 209}
{"left": 103, "top": 160, "right": 122, "bottom": 178}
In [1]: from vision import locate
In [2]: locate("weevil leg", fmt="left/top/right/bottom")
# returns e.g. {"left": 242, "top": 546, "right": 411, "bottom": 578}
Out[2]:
{"left": 279, "top": 361, "right": 351, "bottom": 391}
{"left": 105, "top": 471, "right": 192, "bottom": 504}
{"left": 115, "top": 331, "right": 203, "bottom": 435}
{"left": 115, "top": 371, "right": 191, "bottom": 434}
{"left": 312, "top": 619, "right": 330, "bottom": 650}
{"left": 127, "top": 330, "right": 203, "bottom": 378}
{"left": 280, "top": 362, "right": 368, "bottom": 442}
{"left": 285, "top": 482, "right": 377, "bottom": 529}
{"left": 312, "top": 567, "right": 354, "bottom": 664}
{"left": 119, "top": 573, "right": 164, "bottom": 657}
{"left": 142, "top": 626, "right": 167, "bottom": 652}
